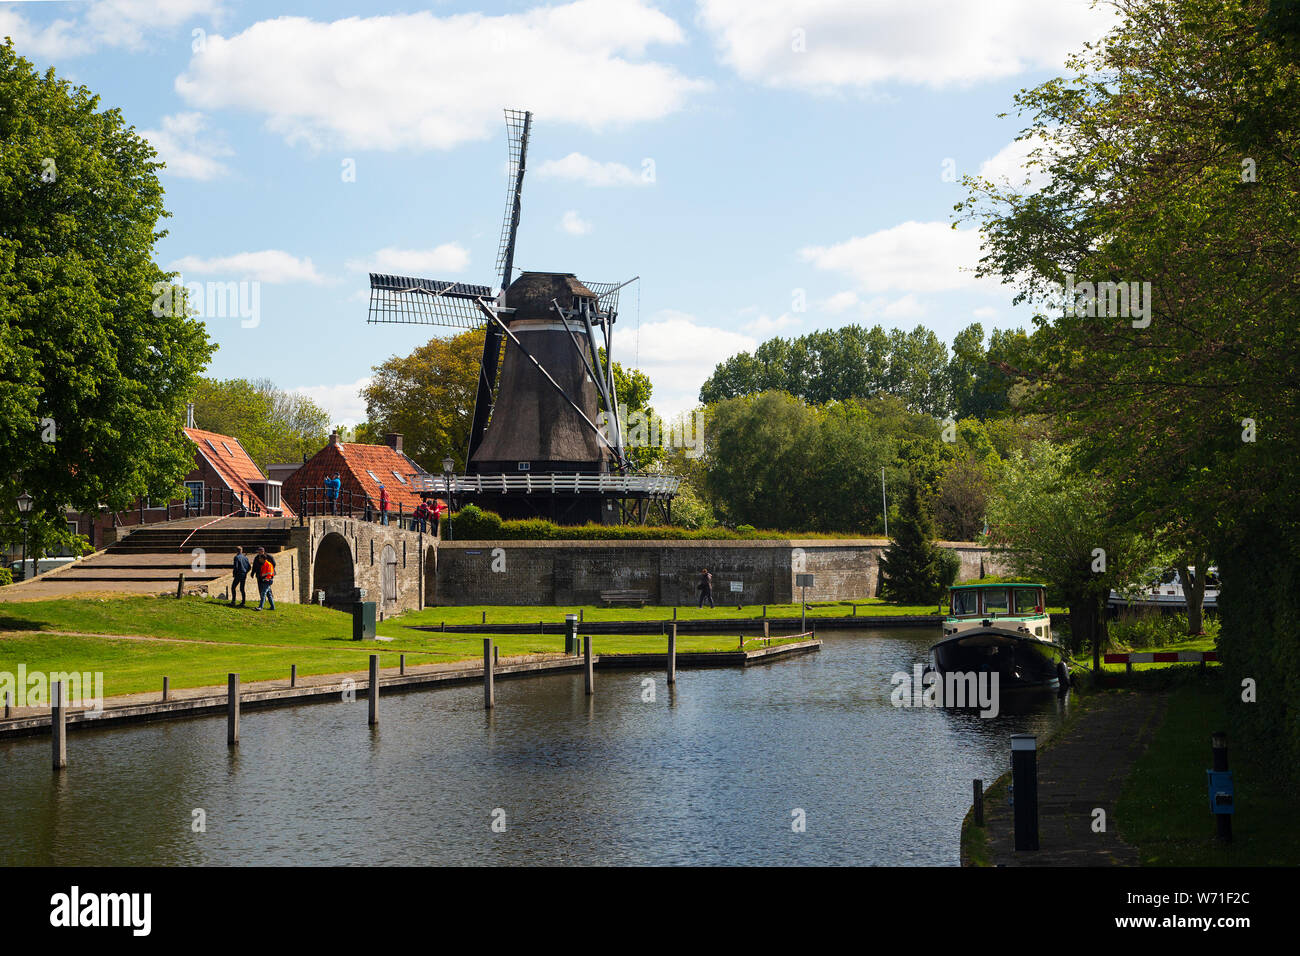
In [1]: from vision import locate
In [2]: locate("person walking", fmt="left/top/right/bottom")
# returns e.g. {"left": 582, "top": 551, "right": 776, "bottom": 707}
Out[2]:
{"left": 697, "top": 567, "right": 715, "bottom": 609}
{"left": 378, "top": 483, "right": 390, "bottom": 526}
{"left": 412, "top": 499, "right": 428, "bottom": 533}
{"left": 251, "top": 546, "right": 277, "bottom": 611}
{"left": 324, "top": 472, "right": 341, "bottom": 515}
{"left": 230, "top": 546, "right": 250, "bottom": 606}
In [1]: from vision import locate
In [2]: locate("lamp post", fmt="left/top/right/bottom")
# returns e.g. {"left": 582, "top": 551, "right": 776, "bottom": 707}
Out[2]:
{"left": 16, "top": 492, "right": 33, "bottom": 581}
{"left": 442, "top": 456, "right": 455, "bottom": 542}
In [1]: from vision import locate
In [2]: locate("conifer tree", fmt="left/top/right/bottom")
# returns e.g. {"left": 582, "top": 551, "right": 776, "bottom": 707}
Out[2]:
{"left": 879, "top": 477, "right": 946, "bottom": 603}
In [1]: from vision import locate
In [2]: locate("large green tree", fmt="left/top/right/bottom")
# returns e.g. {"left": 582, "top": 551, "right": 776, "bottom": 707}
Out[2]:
{"left": 191, "top": 377, "right": 331, "bottom": 471}
{"left": 0, "top": 41, "right": 214, "bottom": 548}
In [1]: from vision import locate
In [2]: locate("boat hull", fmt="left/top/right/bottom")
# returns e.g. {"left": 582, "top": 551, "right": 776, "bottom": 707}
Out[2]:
{"left": 930, "top": 626, "right": 1066, "bottom": 692}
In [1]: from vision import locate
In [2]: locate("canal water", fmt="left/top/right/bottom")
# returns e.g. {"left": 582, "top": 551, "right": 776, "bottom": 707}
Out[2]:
{"left": 0, "top": 628, "right": 1068, "bottom": 865}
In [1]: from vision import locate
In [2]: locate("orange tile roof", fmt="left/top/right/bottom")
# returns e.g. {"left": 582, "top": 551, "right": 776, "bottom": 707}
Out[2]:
{"left": 183, "top": 427, "right": 296, "bottom": 518}
{"left": 283, "top": 438, "right": 435, "bottom": 516}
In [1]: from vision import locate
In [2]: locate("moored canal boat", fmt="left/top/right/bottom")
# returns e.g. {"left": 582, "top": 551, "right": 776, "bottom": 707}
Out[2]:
{"left": 930, "top": 582, "right": 1069, "bottom": 693}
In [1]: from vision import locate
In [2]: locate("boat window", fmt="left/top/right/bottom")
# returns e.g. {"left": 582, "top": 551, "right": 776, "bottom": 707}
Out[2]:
{"left": 982, "top": 589, "right": 1010, "bottom": 615}
{"left": 952, "top": 589, "right": 979, "bottom": 615}
{"left": 1013, "top": 588, "right": 1043, "bottom": 614}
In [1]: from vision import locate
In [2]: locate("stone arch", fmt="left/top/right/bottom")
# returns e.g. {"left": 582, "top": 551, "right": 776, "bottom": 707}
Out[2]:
{"left": 314, "top": 532, "right": 355, "bottom": 606}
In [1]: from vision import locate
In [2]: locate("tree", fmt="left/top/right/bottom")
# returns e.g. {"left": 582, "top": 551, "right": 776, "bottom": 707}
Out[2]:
{"left": 698, "top": 324, "right": 949, "bottom": 415}
{"left": 984, "top": 442, "right": 1157, "bottom": 670}
{"left": 0, "top": 41, "right": 215, "bottom": 545}
{"left": 879, "top": 476, "right": 949, "bottom": 604}
{"left": 191, "top": 377, "right": 331, "bottom": 470}
{"left": 362, "top": 329, "right": 484, "bottom": 472}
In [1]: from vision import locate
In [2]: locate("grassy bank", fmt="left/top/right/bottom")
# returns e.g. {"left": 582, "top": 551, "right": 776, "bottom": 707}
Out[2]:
{"left": 1116, "top": 678, "right": 1299, "bottom": 865}
{"left": 0, "top": 596, "right": 811, "bottom": 698}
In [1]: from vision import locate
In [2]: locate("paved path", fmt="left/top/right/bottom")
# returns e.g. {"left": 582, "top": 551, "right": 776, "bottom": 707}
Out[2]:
{"left": 983, "top": 690, "right": 1167, "bottom": 866}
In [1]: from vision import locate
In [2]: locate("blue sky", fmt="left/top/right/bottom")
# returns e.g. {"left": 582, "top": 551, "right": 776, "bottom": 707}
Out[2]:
{"left": 3, "top": 0, "right": 1115, "bottom": 422}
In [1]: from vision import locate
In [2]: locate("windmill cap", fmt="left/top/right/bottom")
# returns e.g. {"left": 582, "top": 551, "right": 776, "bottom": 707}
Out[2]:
{"left": 506, "top": 272, "right": 597, "bottom": 318}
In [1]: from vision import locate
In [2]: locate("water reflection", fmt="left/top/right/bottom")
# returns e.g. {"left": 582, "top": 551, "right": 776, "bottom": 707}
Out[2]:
{"left": 0, "top": 628, "right": 1066, "bottom": 866}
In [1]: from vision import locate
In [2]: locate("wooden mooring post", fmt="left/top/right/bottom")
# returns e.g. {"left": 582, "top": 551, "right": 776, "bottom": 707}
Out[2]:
{"left": 52, "top": 680, "right": 67, "bottom": 770}
{"left": 227, "top": 673, "right": 240, "bottom": 745}
{"left": 400, "top": 653, "right": 406, "bottom": 676}
{"left": 973, "top": 779, "right": 984, "bottom": 827}
{"left": 583, "top": 636, "right": 594, "bottom": 696}
{"left": 3, "top": 691, "right": 10, "bottom": 719}
{"left": 368, "top": 655, "right": 379, "bottom": 725}
{"left": 290, "top": 664, "right": 297, "bottom": 688}
{"left": 667, "top": 624, "right": 677, "bottom": 685}
{"left": 162, "top": 676, "right": 170, "bottom": 702}
{"left": 175, "top": 572, "right": 185, "bottom": 598}
{"left": 484, "top": 638, "right": 495, "bottom": 709}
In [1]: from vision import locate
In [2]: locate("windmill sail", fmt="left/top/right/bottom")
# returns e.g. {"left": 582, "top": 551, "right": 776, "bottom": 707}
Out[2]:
{"left": 366, "top": 274, "right": 494, "bottom": 329}
{"left": 495, "top": 109, "right": 532, "bottom": 291}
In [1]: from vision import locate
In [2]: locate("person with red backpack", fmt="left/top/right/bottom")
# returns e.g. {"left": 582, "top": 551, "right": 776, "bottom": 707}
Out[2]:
{"left": 251, "top": 547, "right": 276, "bottom": 611}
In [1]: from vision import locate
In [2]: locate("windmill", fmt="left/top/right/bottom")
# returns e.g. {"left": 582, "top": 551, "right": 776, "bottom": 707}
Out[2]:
{"left": 366, "top": 109, "right": 678, "bottom": 524}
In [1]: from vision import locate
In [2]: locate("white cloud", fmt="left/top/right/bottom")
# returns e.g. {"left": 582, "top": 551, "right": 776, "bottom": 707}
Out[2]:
{"left": 537, "top": 152, "right": 650, "bottom": 187}
{"left": 0, "top": 1, "right": 224, "bottom": 58}
{"left": 697, "top": 0, "right": 1116, "bottom": 92}
{"left": 979, "top": 134, "right": 1054, "bottom": 190}
{"left": 821, "top": 291, "right": 859, "bottom": 314}
{"left": 629, "top": 309, "right": 757, "bottom": 419}
{"left": 292, "top": 377, "right": 372, "bottom": 426}
{"left": 800, "top": 221, "right": 986, "bottom": 294}
{"left": 140, "top": 112, "right": 233, "bottom": 181}
{"left": 559, "top": 210, "right": 593, "bottom": 236}
{"left": 174, "top": 1, "right": 708, "bottom": 152}
{"left": 170, "top": 250, "right": 326, "bottom": 284}
{"left": 973, "top": 306, "right": 999, "bottom": 320}
{"left": 346, "top": 244, "right": 471, "bottom": 276}
{"left": 743, "top": 312, "right": 800, "bottom": 334}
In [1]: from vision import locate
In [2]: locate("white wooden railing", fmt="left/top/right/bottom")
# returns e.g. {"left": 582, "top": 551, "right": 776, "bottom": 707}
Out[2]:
{"left": 414, "top": 473, "right": 681, "bottom": 496}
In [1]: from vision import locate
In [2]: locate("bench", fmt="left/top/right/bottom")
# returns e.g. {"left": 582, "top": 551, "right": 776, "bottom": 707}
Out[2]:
{"left": 600, "top": 588, "right": 650, "bottom": 607}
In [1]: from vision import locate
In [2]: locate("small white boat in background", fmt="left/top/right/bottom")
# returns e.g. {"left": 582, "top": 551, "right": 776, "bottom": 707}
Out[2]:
{"left": 1108, "top": 567, "right": 1219, "bottom": 611}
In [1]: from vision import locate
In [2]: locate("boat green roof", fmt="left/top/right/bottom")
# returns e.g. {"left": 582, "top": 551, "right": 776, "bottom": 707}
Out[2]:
{"left": 949, "top": 582, "right": 1047, "bottom": 590}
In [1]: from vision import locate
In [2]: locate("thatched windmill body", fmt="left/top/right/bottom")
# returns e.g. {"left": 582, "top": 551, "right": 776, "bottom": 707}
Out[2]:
{"left": 366, "top": 109, "right": 677, "bottom": 524}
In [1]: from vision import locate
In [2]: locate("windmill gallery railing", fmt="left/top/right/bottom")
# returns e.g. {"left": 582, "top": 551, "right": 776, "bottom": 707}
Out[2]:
{"left": 415, "top": 473, "right": 682, "bottom": 498}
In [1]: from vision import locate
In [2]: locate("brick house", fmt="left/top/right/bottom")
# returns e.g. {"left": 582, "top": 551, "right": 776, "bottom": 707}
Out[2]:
{"left": 64, "top": 426, "right": 295, "bottom": 550}
{"left": 283, "top": 431, "right": 441, "bottom": 522}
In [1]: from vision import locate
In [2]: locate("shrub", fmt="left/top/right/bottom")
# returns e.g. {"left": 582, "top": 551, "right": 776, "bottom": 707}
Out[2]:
{"left": 0, "top": 566, "right": 12, "bottom": 587}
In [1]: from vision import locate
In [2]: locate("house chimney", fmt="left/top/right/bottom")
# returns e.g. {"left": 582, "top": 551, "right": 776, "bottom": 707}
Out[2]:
{"left": 330, "top": 429, "right": 342, "bottom": 447}
{"left": 384, "top": 432, "right": 403, "bottom": 454}
{"left": 185, "top": 402, "right": 195, "bottom": 429}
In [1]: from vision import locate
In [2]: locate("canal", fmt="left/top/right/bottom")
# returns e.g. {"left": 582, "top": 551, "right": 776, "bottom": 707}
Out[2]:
{"left": 0, "top": 628, "right": 1068, "bottom": 865}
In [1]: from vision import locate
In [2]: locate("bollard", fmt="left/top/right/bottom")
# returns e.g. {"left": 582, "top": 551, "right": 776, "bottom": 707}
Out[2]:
{"left": 400, "top": 653, "right": 406, "bottom": 676}
{"left": 482, "top": 610, "right": 486, "bottom": 625}
{"left": 579, "top": 608, "right": 583, "bottom": 623}
{"left": 673, "top": 607, "right": 677, "bottom": 621}
{"left": 973, "top": 779, "right": 984, "bottom": 827}
{"left": 3, "top": 691, "right": 9, "bottom": 719}
{"left": 764, "top": 620, "right": 770, "bottom": 645}
{"left": 162, "top": 676, "right": 169, "bottom": 702}
{"left": 583, "top": 636, "right": 594, "bottom": 696}
{"left": 176, "top": 572, "right": 185, "bottom": 598}
{"left": 52, "top": 681, "right": 67, "bottom": 770}
{"left": 762, "top": 605, "right": 767, "bottom": 618}
{"left": 368, "top": 655, "right": 379, "bottom": 725}
{"left": 1212, "top": 731, "right": 1232, "bottom": 843}
{"left": 852, "top": 604, "right": 857, "bottom": 617}
{"left": 291, "top": 664, "right": 297, "bottom": 688}
{"left": 494, "top": 646, "right": 499, "bottom": 666}
{"left": 1011, "top": 734, "right": 1038, "bottom": 851}
{"left": 565, "top": 613, "right": 578, "bottom": 655}
{"left": 227, "top": 673, "right": 240, "bottom": 746}
{"left": 668, "top": 624, "right": 677, "bottom": 685}
{"left": 484, "top": 638, "right": 495, "bottom": 709}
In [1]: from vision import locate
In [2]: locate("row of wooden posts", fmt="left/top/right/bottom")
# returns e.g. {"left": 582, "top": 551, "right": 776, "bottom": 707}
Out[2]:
{"left": 41, "top": 627, "right": 684, "bottom": 765}
{"left": 463, "top": 605, "right": 855, "bottom": 628}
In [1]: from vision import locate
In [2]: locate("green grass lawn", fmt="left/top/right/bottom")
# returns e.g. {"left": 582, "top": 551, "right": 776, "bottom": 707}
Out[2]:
{"left": 1116, "top": 679, "right": 1299, "bottom": 865}
{"left": 400, "top": 597, "right": 947, "bottom": 626}
{"left": 0, "top": 596, "right": 813, "bottom": 698}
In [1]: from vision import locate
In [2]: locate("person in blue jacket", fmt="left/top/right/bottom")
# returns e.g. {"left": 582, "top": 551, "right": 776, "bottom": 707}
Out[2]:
{"left": 230, "top": 546, "right": 250, "bottom": 607}
{"left": 324, "top": 472, "right": 342, "bottom": 514}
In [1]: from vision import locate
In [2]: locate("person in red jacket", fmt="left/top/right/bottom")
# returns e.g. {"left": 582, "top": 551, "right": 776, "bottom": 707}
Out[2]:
{"left": 378, "top": 483, "right": 389, "bottom": 525}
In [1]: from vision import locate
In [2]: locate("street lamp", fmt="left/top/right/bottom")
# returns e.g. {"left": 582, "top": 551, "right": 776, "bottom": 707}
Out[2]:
{"left": 16, "top": 492, "right": 33, "bottom": 581}
{"left": 442, "top": 456, "right": 455, "bottom": 541}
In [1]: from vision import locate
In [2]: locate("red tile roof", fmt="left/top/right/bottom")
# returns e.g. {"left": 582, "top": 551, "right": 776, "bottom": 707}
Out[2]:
{"left": 183, "top": 427, "right": 296, "bottom": 518}
{"left": 283, "top": 438, "right": 437, "bottom": 516}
